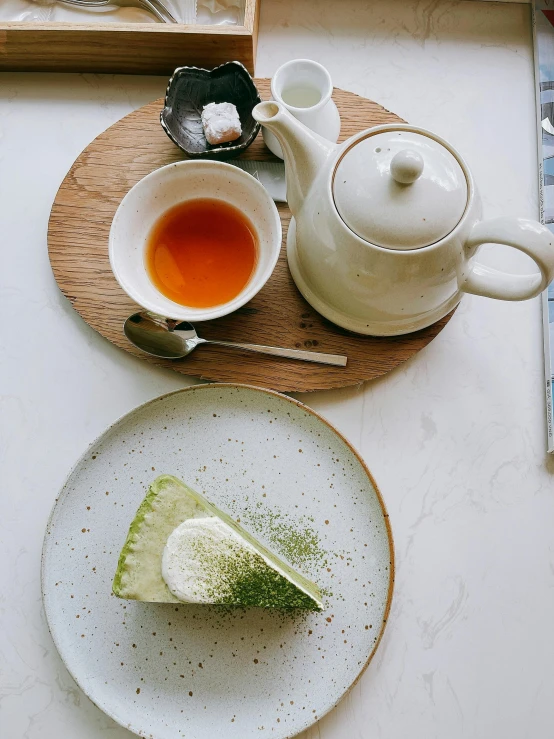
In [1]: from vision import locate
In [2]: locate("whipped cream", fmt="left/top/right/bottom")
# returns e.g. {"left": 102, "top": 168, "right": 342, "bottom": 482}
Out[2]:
{"left": 162, "top": 516, "right": 257, "bottom": 603}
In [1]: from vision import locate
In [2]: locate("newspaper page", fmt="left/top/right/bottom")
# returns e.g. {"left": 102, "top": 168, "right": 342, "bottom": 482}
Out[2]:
{"left": 533, "top": 0, "right": 554, "bottom": 452}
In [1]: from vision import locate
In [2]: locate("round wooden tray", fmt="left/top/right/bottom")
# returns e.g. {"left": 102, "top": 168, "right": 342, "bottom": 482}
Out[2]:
{"left": 48, "top": 80, "right": 454, "bottom": 393}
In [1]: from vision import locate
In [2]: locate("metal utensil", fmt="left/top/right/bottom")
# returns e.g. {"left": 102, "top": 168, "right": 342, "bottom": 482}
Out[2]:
{"left": 124, "top": 312, "right": 348, "bottom": 366}
{"left": 60, "top": 0, "right": 177, "bottom": 23}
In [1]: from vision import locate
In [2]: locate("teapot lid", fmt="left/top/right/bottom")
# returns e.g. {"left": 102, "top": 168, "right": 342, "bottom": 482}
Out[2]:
{"left": 332, "top": 127, "right": 467, "bottom": 250}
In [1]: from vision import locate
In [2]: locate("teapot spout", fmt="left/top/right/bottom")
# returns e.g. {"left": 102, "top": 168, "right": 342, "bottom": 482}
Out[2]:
{"left": 253, "top": 101, "right": 338, "bottom": 216}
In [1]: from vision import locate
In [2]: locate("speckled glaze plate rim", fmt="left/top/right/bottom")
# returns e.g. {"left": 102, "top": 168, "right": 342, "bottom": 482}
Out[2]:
{"left": 41, "top": 383, "right": 395, "bottom": 739}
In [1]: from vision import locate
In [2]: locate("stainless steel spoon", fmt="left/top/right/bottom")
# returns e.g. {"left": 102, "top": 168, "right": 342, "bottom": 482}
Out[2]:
{"left": 124, "top": 312, "right": 347, "bottom": 366}
{"left": 60, "top": 0, "right": 177, "bottom": 23}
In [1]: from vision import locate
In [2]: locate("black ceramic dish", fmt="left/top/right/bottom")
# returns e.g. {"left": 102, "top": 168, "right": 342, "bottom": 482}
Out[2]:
{"left": 160, "top": 61, "right": 261, "bottom": 160}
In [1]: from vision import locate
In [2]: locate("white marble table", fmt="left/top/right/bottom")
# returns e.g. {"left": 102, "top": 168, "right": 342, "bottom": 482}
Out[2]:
{"left": 2, "top": 1, "right": 554, "bottom": 737}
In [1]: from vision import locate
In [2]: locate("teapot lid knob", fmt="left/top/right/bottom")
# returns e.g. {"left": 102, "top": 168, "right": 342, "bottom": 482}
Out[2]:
{"left": 390, "top": 149, "right": 424, "bottom": 184}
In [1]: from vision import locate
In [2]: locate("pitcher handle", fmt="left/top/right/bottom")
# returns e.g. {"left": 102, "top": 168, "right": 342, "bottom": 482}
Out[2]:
{"left": 459, "top": 217, "right": 554, "bottom": 301}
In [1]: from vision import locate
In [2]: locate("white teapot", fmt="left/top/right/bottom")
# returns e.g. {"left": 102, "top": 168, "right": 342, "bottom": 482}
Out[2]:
{"left": 253, "top": 101, "right": 554, "bottom": 336}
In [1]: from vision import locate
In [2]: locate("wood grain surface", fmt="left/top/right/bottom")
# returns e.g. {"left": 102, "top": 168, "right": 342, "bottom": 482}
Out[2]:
{"left": 48, "top": 80, "right": 454, "bottom": 393}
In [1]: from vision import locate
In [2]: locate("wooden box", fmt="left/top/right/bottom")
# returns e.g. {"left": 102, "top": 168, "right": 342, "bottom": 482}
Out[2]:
{"left": 0, "top": 0, "right": 259, "bottom": 74}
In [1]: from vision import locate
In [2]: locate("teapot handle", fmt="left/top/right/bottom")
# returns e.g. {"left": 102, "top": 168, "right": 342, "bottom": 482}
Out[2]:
{"left": 460, "top": 217, "right": 554, "bottom": 301}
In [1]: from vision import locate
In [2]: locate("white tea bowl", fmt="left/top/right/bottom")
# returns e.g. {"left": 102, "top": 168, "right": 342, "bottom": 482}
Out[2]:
{"left": 109, "top": 160, "right": 282, "bottom": 321}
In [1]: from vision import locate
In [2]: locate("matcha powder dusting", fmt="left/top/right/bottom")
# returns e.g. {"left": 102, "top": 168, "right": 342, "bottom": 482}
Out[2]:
{"left": 206, "top": 542, "right": 319, "bottom": 611}
{"left": 161, "top": 516, "right": 321, "bottom": 611}
{"left": 221, "top": 498, "right": 330, "bottom": 574}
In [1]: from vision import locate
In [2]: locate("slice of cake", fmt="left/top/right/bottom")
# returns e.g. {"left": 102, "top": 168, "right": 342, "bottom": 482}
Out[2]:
{"left": 113, "top": 475, "right": 323, "bottom": 611}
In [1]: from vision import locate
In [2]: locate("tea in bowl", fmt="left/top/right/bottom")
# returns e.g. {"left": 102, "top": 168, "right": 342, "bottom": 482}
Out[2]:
{"left": 109, "top": 160, "right": 282, "bottom": 321}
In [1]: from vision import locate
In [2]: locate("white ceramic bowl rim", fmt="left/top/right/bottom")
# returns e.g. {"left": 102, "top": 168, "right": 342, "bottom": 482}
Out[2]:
{"left": 109, "top": 160, "right": 282, "bottom": 322}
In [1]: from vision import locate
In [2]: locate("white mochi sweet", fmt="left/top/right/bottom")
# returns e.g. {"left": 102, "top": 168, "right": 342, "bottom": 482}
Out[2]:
{"left": 201, "top": 102, "right": 242, "bottom": 145}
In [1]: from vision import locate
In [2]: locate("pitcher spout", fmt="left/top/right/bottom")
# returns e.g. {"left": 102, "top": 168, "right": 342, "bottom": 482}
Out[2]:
{"left": 253, "top": 101, "right": 338, "bottom": 216}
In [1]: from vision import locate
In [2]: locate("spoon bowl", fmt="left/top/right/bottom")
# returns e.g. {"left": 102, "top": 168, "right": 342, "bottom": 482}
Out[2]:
{"left": 124, "top": 312, "right": 348, "bottom": 366}
{"left": 124, "top": 313, "right": 196, "bottom": 359}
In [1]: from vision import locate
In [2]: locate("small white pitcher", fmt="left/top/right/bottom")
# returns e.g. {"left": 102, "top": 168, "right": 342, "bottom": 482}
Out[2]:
{"left": 263, "top": 59, "right": 341, "bottom": 159}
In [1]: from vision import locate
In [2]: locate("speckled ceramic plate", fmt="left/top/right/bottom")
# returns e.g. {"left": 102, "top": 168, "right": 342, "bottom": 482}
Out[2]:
{"left": 42, "top": 384, "right": 394, "bottom": 739}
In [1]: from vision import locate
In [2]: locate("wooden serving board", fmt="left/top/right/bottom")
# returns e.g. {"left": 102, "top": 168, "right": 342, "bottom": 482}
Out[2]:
{"left": 48, "top": 80, "right": 454, "bottom": 393}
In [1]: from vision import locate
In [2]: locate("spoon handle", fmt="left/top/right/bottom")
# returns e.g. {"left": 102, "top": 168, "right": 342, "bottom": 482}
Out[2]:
{"left": 205, "top": 339, "right": 347, "bottom": 367}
